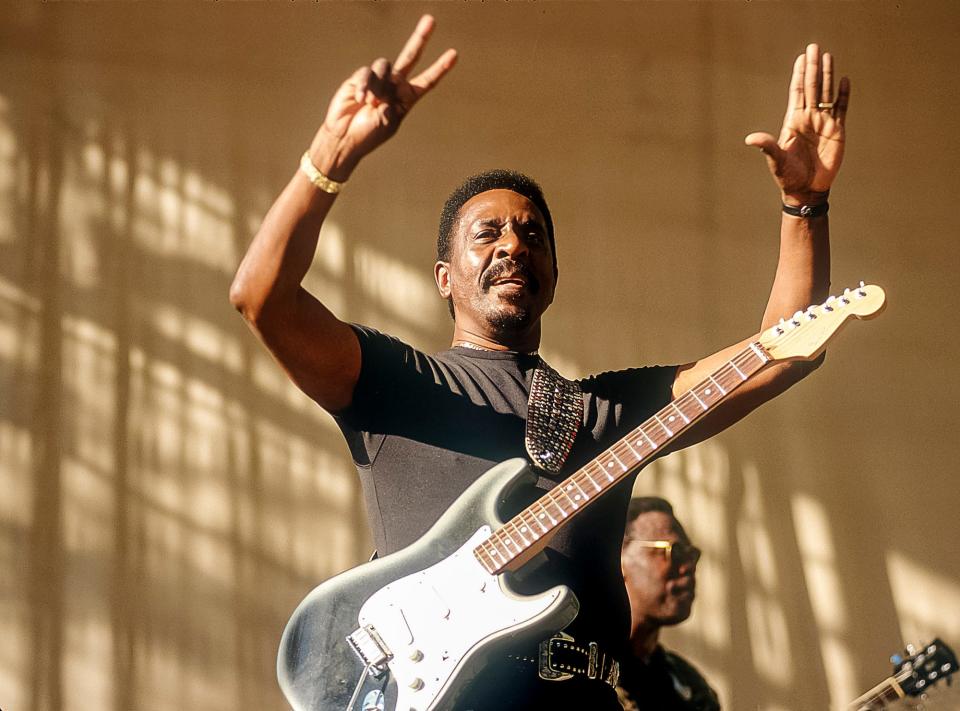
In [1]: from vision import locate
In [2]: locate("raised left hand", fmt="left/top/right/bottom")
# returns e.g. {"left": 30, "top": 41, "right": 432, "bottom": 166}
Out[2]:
{"left": 745, "top": 44, "right": 851, "bottom": 205}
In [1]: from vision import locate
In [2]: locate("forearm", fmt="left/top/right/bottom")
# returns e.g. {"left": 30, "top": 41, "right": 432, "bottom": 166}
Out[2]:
{"left": 760, "top": 209, "right": 831, "bottom": 329}
{"left": 229, "top": 128, "right": 357, "bottom": 323}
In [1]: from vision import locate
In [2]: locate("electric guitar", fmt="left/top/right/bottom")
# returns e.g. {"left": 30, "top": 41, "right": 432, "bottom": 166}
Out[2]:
{"left": 849, "top": 639, "right": 957, "bottom": 709}
{"left": 279, "top": 284, "right": 887, "bottom": 711}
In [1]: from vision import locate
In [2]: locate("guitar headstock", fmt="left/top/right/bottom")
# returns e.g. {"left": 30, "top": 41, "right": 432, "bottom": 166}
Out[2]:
{"left": 895, "top": 638, "right": 958, "bottom": 697}
{"left": 758, "top": 282, "right": 886, "bottom": 361}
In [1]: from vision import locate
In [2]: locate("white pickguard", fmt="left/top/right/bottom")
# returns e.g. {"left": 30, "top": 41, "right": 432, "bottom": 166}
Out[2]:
{"left": 357, "top": 526, "right": 566, "bottom": 711}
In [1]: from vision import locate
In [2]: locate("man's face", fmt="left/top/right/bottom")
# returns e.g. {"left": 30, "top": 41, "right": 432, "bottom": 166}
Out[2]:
{"left": 621, "top": 511, "right": 700, "bottom": 628}
{"left": 435, "top": 189, "right": 556, "bottom": 339}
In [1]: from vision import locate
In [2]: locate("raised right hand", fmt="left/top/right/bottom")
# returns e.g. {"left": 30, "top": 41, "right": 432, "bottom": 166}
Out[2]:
{"left": 311, "top": 15, "right": 457, "bottom": 180}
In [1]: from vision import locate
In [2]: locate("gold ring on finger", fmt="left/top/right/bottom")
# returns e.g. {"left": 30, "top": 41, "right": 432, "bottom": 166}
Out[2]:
{"left": 816, "top": 102, "right": 835, "bottom": 110}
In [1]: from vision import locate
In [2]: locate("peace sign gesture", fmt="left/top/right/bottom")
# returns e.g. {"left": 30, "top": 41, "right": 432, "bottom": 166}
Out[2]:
{"left": 313, "top": 15, "right": 457, "bottom": 180}
{"left": 745, "top": 43, "right": 851, "bottom": 204}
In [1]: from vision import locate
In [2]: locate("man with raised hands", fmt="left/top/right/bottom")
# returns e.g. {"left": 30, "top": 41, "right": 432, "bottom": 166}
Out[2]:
{"left": 230, "top": 15, "right": 849, "bottom": 709}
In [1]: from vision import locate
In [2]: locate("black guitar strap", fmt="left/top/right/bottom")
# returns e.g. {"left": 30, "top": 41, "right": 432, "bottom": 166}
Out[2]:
{"left": 525, "top": 358, "right": 583, "bottom": 474}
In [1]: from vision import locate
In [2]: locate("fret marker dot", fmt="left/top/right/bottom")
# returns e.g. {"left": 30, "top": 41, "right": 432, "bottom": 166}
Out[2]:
{"left": 636, "top": 440, "right": 643, "bottom": 447}
{"left": 607, "top": 462, "right": 614, "bottom": 468}
{"left": 566, "top": 484, "right": 573, "bottom": 491}
{"left": 520, "top": 527, "right": 528, "bottom": 533}
{"left": 668, "top": 415, "right": 675, "bottom": 422}
{"left": 705, "top": 388, "right": 712, "bottom": 395}
{"left": 539, "top": 513, "right": 546, "bottom": 519}
{"left": 574, "top": 495, "right": 581, "bottom": 501}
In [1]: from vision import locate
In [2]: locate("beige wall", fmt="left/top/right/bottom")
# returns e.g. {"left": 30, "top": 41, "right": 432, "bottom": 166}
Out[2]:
{"left": 1, "top": 2, "right": 958, "bottom": 710}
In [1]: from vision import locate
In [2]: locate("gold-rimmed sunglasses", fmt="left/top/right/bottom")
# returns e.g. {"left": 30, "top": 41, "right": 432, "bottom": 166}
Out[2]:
{"left": 624, "top": 538, "right": 702, "bottom": 566}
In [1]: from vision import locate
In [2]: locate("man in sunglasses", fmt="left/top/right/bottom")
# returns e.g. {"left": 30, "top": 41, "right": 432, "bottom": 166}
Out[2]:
{"left": 618, "top": 497, "right": 720, "bottom": 710}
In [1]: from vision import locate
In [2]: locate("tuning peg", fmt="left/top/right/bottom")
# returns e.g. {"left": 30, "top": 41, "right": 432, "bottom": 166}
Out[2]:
{"left": 792, "top": 311, "right": 802, "bottom": 326}
{"left": 805, "top": 306, "right": 817, "bottom": 320}
{"left": 857, "top": 281, "right": 867, "bottom": 297}
{"left": 907, "top": 643, "right": 918, "bottom": 655}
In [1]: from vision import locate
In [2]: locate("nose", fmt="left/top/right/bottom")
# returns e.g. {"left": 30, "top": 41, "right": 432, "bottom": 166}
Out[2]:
{"left": 494, "top": 224, "right": 530, "bottom": 260}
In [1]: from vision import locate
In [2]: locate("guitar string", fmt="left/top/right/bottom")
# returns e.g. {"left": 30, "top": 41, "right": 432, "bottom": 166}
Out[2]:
{"left": 477, "top": 345, "right": 768, "bottom": 569}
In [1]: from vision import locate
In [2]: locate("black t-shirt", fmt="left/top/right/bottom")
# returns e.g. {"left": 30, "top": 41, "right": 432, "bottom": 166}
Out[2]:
{"left": 335, "top": 325, "right": 677, "bottom": 707}
{"left": 616, "top": 645, "right": 721, "bottom": 711}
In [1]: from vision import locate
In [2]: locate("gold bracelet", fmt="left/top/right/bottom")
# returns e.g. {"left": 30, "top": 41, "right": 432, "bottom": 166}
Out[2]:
{"left": 299, "top": 151, "right": 344, "bottom": 194}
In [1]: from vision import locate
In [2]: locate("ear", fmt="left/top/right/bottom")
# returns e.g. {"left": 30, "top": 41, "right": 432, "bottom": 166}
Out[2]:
{"left": 434, "top": 261, "right": 451, "bottom": 298}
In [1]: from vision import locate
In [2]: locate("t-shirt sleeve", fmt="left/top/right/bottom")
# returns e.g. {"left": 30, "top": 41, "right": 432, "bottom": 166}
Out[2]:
{"left": 580, "top": 364, "right": 678, "bottom": 442}
{"left": 333, "top": 324, "right": 439, "bottom": 435}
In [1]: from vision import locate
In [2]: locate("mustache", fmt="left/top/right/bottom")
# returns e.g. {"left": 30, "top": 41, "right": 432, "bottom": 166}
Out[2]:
{"left": 482, "top": 260, "right": 540, "bottom": 293}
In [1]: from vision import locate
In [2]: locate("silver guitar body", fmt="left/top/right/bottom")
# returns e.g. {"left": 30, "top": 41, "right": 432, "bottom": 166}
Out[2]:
{"left": 278, "top": 459, "right": 580, "bottom": 711}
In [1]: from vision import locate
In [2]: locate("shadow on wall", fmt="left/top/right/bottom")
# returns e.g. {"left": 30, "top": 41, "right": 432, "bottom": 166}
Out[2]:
{"left": 1, "top": 2, "right": 959, "bottom": 709}
{"left": 0, "top": 92, "right": 400, "bottom": 711}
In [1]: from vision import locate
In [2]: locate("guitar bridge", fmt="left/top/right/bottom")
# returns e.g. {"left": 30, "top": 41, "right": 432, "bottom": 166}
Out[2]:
{"left": 346, "top": 625, "right": 392, "bottom": 678}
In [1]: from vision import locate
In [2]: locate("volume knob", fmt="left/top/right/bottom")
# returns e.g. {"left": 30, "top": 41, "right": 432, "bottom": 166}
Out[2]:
{"left": 409, "top": 677, "right": 424, "bottom": 690}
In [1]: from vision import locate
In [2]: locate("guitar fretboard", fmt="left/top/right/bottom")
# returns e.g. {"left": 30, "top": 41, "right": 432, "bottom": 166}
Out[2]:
{"left": 474, "top": 342, "right": 771, "bottom": 574}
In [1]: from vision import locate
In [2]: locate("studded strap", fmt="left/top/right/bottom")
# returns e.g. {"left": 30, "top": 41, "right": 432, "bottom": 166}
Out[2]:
{"left": 525, "top": 359, "right": 583, "bottom": 474}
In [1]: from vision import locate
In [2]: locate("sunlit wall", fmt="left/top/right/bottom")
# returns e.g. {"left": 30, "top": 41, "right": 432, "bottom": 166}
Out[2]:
{"left": 1, "top": 3, "right": 958, "bottom": 710}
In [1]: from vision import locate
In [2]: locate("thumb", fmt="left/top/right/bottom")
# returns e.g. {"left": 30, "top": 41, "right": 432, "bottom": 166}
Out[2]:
{"left": 744, "top": 132, "right": 783, "bottom": 161}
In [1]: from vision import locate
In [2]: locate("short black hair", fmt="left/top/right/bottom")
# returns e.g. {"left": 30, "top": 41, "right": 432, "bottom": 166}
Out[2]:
{"left": 624, "top": 496, "right": 695, "bottom": 550}
{"left": 625, "top": 496, "right": 676, "bottom": 531}
{"left": 436, "top": 168, "right": 557, "bottom": 273}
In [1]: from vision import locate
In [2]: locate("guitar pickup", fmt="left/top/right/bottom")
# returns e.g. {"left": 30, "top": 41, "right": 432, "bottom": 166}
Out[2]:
{"left": 346, "top": 624, "right": 393, "bottom": 678}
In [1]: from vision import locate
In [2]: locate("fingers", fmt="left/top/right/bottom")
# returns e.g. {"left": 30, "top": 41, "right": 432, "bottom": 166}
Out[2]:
{"left": 821, "top": 52, "right": 834, "bottom": 104}
{"left": 353, "top": 57, "right": 396, "bottom": 105}
{"left": 803, "top": 43, "right": 821, "bottom": 109}
{"left": 787, "top": 53, "right": 804, "bottom": 114}
{"left": 409, "top": 48, "right": 459, "bottom": 97}
{"left": 394, "top": 14, "right": 435, "bottom": 78}
{"left": 834, "top": 75, "right": 851, "bottom": 124}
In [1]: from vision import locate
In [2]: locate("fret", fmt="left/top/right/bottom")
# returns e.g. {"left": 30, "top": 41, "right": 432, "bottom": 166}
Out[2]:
{"left": 475, "top": 545, "right": 495, "bottom": 570}
{"left": 501, "top": 527, "right": 522, "bottom": 550}
{"left": 583, "top": 466, "right": 603, "bottom": 491}
{"left": 507, "top": 520, "right": 529, "bottom": 546}
{"left": 531, "top": 507, "right": 549, "bottom": 533}
{"left": 550, "top": 491, "right": 570, "bottom": 518}
{"left": 486, "top": 539, "right": 506, "bottom": 563}
{"left": 538, "top": 500, "right": 559, "bottom": 526}
{"left": 557, "top": 485, "right": 579, "bottom": 511}
{"left": 676, "top": 394, "right": 702, "bottom": 422}
{"left": 748, "top": 342, "right": 769, "bottom": 363}
{"left": 516, "top": 511, "right": 540, "bottom": 541}
{"left": 690, "top": 389, "right": 708, "bottom": 410}
{"left": 730, "top": 360, "right": 747, "bottom": 380}
{"left": 486, "top": 540, "right": 505, "bottom": 562}
{"left": 567, "top": 479, "right": 588, "bottom": 505}
{"left": 653, "top": 413, "right": 673, "bottom": 438}
{"left": 698, "top": 381, "right": 722, "bottom": 405}
{"left": 612, "top": 443, "right": 637, "bottom": 470}
{"left": 670, "top": 401, "right": 690, "bottom": 424}
{"left": 708, "top": 374, "right": 727, "bottom": 396}
{"left": 594, "top": 459, "right": 615, "bottom": 483}
{"left": 609, "top": 450, "right": 628, "bottom": 472}
{"left": 640, "top": 428, "right": 658, "bottom": 449}
{"left": 624, "top": 437, "right": 643, "bottom": 461}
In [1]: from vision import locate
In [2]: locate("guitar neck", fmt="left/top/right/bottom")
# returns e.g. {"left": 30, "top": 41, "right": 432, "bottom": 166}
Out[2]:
{"left": 474, "top": 341, "right": 772, "bottom": 574}
{"left": 849, "top": 675, "right": 906, "bottom": 710}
